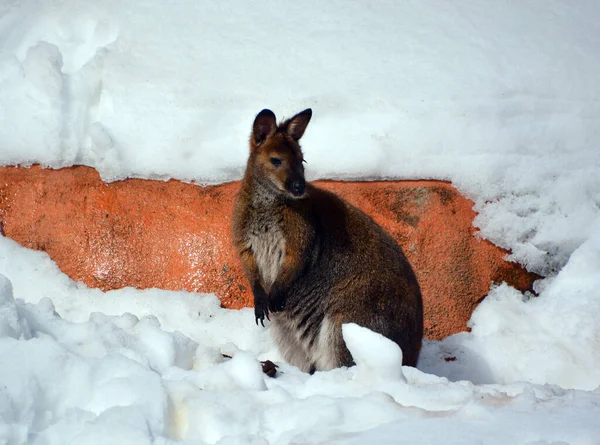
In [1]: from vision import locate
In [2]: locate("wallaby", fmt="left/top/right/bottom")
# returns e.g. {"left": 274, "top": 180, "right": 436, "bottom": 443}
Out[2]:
{"left": 232, "top": 108, "right": 423, "bottom": 372}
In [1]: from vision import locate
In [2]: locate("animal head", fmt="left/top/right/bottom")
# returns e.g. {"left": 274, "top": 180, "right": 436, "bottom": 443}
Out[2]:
{"left": 248, "top": 108, "right": 312, "bottom": 199}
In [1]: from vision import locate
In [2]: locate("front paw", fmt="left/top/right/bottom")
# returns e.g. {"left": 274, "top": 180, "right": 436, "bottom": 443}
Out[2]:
{"left": 254, "top": 288, "right": 270, "bottom": 327}
{"left": 269, "top": 286, "right": 286, "bottom": 313}
{"left": 255, "top": 301, "right": 270, "bottom": 326}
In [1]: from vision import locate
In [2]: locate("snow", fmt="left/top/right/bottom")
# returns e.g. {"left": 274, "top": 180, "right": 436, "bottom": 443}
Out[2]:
{"left": 419, "top": 219, "right": 600, "bottom": 391}
{"left": 1, "top": 225, "right": 600, "bottom": 443}
{"left": 1, "top": 0, "right": 600, "bottom": 443}
{"left": 342, "top": 323, "right": 406, "bottom": 383}
{"left": 2, "top": 0, "right": 600, "bottom": 274}
{"left": 1, "top": 260, "right": 600, "bottom": 445}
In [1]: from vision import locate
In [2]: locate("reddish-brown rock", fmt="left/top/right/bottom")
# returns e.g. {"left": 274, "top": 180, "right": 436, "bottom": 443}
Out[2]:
{"left": 0, "top": 165, "right": 538, "bottom": 339}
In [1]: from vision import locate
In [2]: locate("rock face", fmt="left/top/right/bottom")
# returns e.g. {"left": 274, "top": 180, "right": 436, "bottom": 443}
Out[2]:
{"left": 0, "top": 165, "right": 538, "bottom": 339}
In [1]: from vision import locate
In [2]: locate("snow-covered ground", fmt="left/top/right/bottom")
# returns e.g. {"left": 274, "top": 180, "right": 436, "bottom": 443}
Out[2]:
{"left": 2, "top": 237, "right": 600, "bottom": 444}
{"left": 1, "top": 0, "right": 600, "bottom": 443}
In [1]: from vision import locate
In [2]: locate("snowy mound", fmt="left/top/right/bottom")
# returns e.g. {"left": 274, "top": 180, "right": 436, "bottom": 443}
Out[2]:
{"left": 1, "top": 265, "right": 599, "bottom": 444}
{"left": 1, "top": 0, "right": 599, "bottom": 273}
{"left": 342, "top": 323, "right": 406, "bottom": 382}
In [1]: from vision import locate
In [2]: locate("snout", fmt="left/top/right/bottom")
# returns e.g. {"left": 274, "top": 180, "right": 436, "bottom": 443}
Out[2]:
{"left": 288, "top": 179, "right": 306, "bottom": 198}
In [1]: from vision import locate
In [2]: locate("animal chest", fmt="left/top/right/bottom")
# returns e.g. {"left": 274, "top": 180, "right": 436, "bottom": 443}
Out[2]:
{"left": 247, "top": 215, "right": 286, "bottom": 289}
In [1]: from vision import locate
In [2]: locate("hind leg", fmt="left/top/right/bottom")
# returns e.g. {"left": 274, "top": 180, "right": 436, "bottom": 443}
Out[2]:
{"left": 270, "top": 315, "right": 313, "bottom": 372}
{"left": 310, "top": 316, "right": 354, "bottom": 371}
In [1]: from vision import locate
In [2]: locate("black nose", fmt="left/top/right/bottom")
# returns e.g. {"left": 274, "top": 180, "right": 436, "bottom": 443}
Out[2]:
{"left": 291, "top": 179, "right": 306, "bottom": 196}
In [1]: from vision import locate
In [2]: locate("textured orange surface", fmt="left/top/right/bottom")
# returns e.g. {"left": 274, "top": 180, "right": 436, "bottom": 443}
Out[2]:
{"left": 0, "top": 165, "right": 538, "bottom": 339}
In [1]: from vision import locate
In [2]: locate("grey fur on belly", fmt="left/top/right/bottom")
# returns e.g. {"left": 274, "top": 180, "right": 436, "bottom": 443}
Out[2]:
{"left": 270, "top": 312, "right": 340, "bottom": 372}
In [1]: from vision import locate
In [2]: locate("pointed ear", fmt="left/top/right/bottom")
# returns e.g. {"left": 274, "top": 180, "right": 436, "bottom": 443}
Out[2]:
{"left": 282, "top": 108, "right": 312, "bottom": 141}
{"left": 253, "top": 109, "right": 277, "bottom": 145}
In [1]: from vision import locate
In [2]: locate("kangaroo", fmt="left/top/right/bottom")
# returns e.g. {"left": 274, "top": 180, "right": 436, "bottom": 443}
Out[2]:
{"left": 232, "top": 108, "right": 423, "bottom": 372}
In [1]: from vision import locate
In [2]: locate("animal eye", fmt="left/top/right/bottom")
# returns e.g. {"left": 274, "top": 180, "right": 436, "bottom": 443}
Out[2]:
{"left": 270, "top": 157, "right": 282, "bottom": 167}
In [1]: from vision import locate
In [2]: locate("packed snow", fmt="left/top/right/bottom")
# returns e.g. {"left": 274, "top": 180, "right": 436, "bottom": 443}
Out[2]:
{"left": 2, "top": 0, "right": 600, "bottom": 273}
{"left": 1, "top": 0, "right": 600, "bottom": 443}
{"left": 1, "top": 240, "right": 600, "bottom": 444}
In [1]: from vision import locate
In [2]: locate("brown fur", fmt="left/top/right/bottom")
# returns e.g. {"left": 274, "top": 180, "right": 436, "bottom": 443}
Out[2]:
{"left": 232, "top": 109, "right": 424, "bottom": 372}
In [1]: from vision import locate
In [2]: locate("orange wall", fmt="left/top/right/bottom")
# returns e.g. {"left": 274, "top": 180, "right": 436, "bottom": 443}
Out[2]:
{"left": 0, "top": 165, "right": 538, "bottom": 339}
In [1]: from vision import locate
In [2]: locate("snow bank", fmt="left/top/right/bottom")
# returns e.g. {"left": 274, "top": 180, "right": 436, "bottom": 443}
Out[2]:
{"left": 0, "top": 275, "right": 168, "bottom": 444}
{"left": 2, "top": 232, "right": 599, "bottom": 392}
{"left": 1, "top": 0, "right": 599, "bottom": 273}
{"left": 422, "top": 218, "right": 600, "bottom": 391}
{"left": 1, "top": 264, "right": 599, "bottom": 444}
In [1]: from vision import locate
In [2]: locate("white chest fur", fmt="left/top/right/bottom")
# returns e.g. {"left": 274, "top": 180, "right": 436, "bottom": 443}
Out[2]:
{"left": 248, "top": 225, "right": 286, "bottom": 290}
